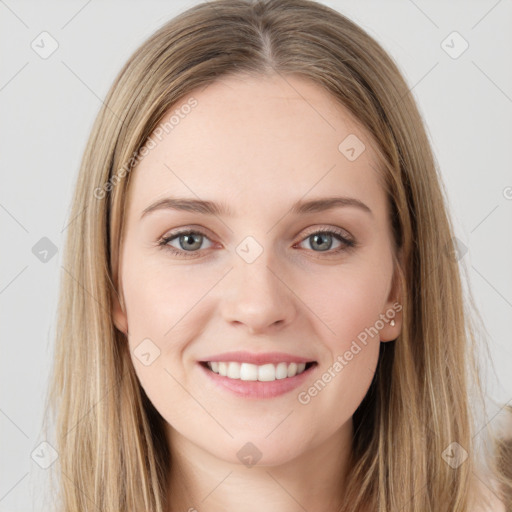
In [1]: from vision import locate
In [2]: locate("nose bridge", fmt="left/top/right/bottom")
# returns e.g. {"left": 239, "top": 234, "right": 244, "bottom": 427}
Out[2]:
{"left": 220, "top": 239, "right": 296, "bottom": 332}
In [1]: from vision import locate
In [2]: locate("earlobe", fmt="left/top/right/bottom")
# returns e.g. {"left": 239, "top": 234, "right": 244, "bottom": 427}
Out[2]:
{"left": 379, "top": 304, "right": 402, "bottom": 342}
{"left": 380, "top": 256, "right": 404, "bottom": 342}
{"left": 112, "top": 291, "right": 128, "bottom": 335}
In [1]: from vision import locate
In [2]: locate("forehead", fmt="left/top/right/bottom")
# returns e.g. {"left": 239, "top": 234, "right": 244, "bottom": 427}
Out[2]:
{"left": 126, "top": 73, "right": 385, "bottom": 217}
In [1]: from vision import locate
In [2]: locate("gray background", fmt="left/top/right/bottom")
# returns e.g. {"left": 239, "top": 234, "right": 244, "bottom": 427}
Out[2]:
{"left": 1, "top": 0, "right": 511, "bottom": 510}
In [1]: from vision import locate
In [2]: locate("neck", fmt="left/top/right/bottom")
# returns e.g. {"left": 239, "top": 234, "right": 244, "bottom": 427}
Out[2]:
{"left": 165, "top": 419, "right": 354, "bottom": 512}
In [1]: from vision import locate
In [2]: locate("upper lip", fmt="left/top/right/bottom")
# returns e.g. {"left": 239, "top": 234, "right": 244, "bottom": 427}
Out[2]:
{"left": 199, "top": 351, "right": 316, "bottom": 365}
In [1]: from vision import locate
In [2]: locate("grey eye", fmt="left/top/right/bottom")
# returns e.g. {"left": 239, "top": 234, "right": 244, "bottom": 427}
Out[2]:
{"left": 165, "top": 231, "right": 213, "bottom": 252}
{"left": 178, "top": 233, "right": 204, "bottom": 251}
{"left": 308, "top": 233, "right": 334, "bottom": 251}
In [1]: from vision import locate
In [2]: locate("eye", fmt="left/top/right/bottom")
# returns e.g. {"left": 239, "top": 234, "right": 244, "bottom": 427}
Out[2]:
{"left": 158, "top": 229, "right": 213, "bottom": 257}
{"left": 295, "top": 227, "right": 356, "bottom": 254}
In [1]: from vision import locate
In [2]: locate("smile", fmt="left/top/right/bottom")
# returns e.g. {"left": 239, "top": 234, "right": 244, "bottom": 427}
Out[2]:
{"left": 198, "top": 361, "right": 318, "bottom": 399}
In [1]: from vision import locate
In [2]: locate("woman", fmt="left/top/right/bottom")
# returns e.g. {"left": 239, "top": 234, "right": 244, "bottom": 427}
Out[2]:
{"left": 43, "top": 0, "right": 511, "bottom": 510}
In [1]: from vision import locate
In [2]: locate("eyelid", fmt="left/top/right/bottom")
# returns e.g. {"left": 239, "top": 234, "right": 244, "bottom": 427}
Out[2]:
{"left": 159, "top": 225, "right": 216, "bottom": 245}
{"left": 299, "top": 225, "right": 353, "bottom": 241}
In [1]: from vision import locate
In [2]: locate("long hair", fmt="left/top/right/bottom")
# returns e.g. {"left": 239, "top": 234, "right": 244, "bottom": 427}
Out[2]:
{"left": 42, "top": 0, "right": 511, "bottom": 510}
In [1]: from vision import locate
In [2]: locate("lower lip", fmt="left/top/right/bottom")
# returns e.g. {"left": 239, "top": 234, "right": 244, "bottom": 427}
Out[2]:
{"left": 197, "top": 362, "right": 318, "bottom": 399}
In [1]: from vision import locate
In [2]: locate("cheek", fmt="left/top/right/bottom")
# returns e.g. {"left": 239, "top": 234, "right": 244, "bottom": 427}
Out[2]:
{"left": 120, "top": 254, "right": 229, "bottom": 406}
{"left": 120, "top": 259, "right": 208, "bottom": 420}
{"left": 300, "top": 263, "right": 390, "bottom": 346}
{"left": 122, "top": 254, "right": 210, "bottom": 340}
{"left": 292, "top": 267, "right": 385, "bottom": 424}
{"left": 292, "top": 262, "right": 388, "bottom": 404}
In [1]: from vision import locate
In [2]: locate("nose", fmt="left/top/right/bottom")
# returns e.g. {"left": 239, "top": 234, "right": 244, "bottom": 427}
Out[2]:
{"left": 219, "top": 254, "right": 297, "bottom": 335}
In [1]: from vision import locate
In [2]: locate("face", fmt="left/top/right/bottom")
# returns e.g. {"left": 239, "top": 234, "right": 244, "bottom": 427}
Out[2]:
{"left": 113, "top": 73, "right": 402, "bottom": 467}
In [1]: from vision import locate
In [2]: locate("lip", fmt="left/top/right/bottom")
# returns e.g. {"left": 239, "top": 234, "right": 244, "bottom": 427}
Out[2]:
{"left": 197, "top": 360, "right": 318, "bottom": 399}
{"left": 198, "top": 351, "right": 316, "bottom": 365}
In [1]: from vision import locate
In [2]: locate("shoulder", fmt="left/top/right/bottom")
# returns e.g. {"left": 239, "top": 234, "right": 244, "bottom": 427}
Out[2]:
{"left": 471, "top": 405, "right": 512, "bottom": 511}
{"left": 469, "top": 477, "right": 506, "bottom": 512}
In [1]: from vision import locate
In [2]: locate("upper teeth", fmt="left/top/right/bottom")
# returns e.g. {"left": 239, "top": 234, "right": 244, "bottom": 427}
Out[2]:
{"left": 207, "top": 361, "right": 308, "bottom": 381}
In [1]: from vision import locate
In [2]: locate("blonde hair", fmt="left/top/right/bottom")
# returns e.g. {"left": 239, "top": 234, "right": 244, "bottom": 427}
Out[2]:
{"left": 42, "top": 0, "right": 511, "bottom": 510}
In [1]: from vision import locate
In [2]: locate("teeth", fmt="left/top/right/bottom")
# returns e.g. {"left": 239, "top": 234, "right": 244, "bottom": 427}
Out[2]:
{"left": 206, "top": 361, "right": 308, "bottom": 381}
{"left": 218, "top": 362, "right": 227, "bottom": 376}
{"left": 227, "top": 362, "right": 240, "bottom": 379}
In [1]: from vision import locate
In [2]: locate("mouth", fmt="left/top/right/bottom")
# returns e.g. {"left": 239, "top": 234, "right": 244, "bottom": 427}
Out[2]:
{"left": 197, "top": 359, "right": 318, "bottom": 399}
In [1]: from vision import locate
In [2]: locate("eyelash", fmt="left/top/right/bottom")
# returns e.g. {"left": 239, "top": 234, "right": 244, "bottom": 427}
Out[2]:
{"left": 157, "top": 227, "right": 357, "bottom": 259}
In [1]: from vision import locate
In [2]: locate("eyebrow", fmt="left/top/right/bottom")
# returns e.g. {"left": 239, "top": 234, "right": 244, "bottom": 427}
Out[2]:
{"left": 140, "top": 195, "right": 373, "bottom": 219}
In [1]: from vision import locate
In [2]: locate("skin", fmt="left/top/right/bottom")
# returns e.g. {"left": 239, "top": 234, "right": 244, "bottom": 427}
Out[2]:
{"left": 113, "top": 72, "right": 403, "bottom": 512}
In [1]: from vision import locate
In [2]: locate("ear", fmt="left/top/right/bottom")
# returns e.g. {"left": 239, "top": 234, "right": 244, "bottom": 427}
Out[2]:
{"left": 379, "top": 250, "right": 403, "bottom": 343}
{"left": 112, "top": 289, "right": 128, "bottom": 336}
